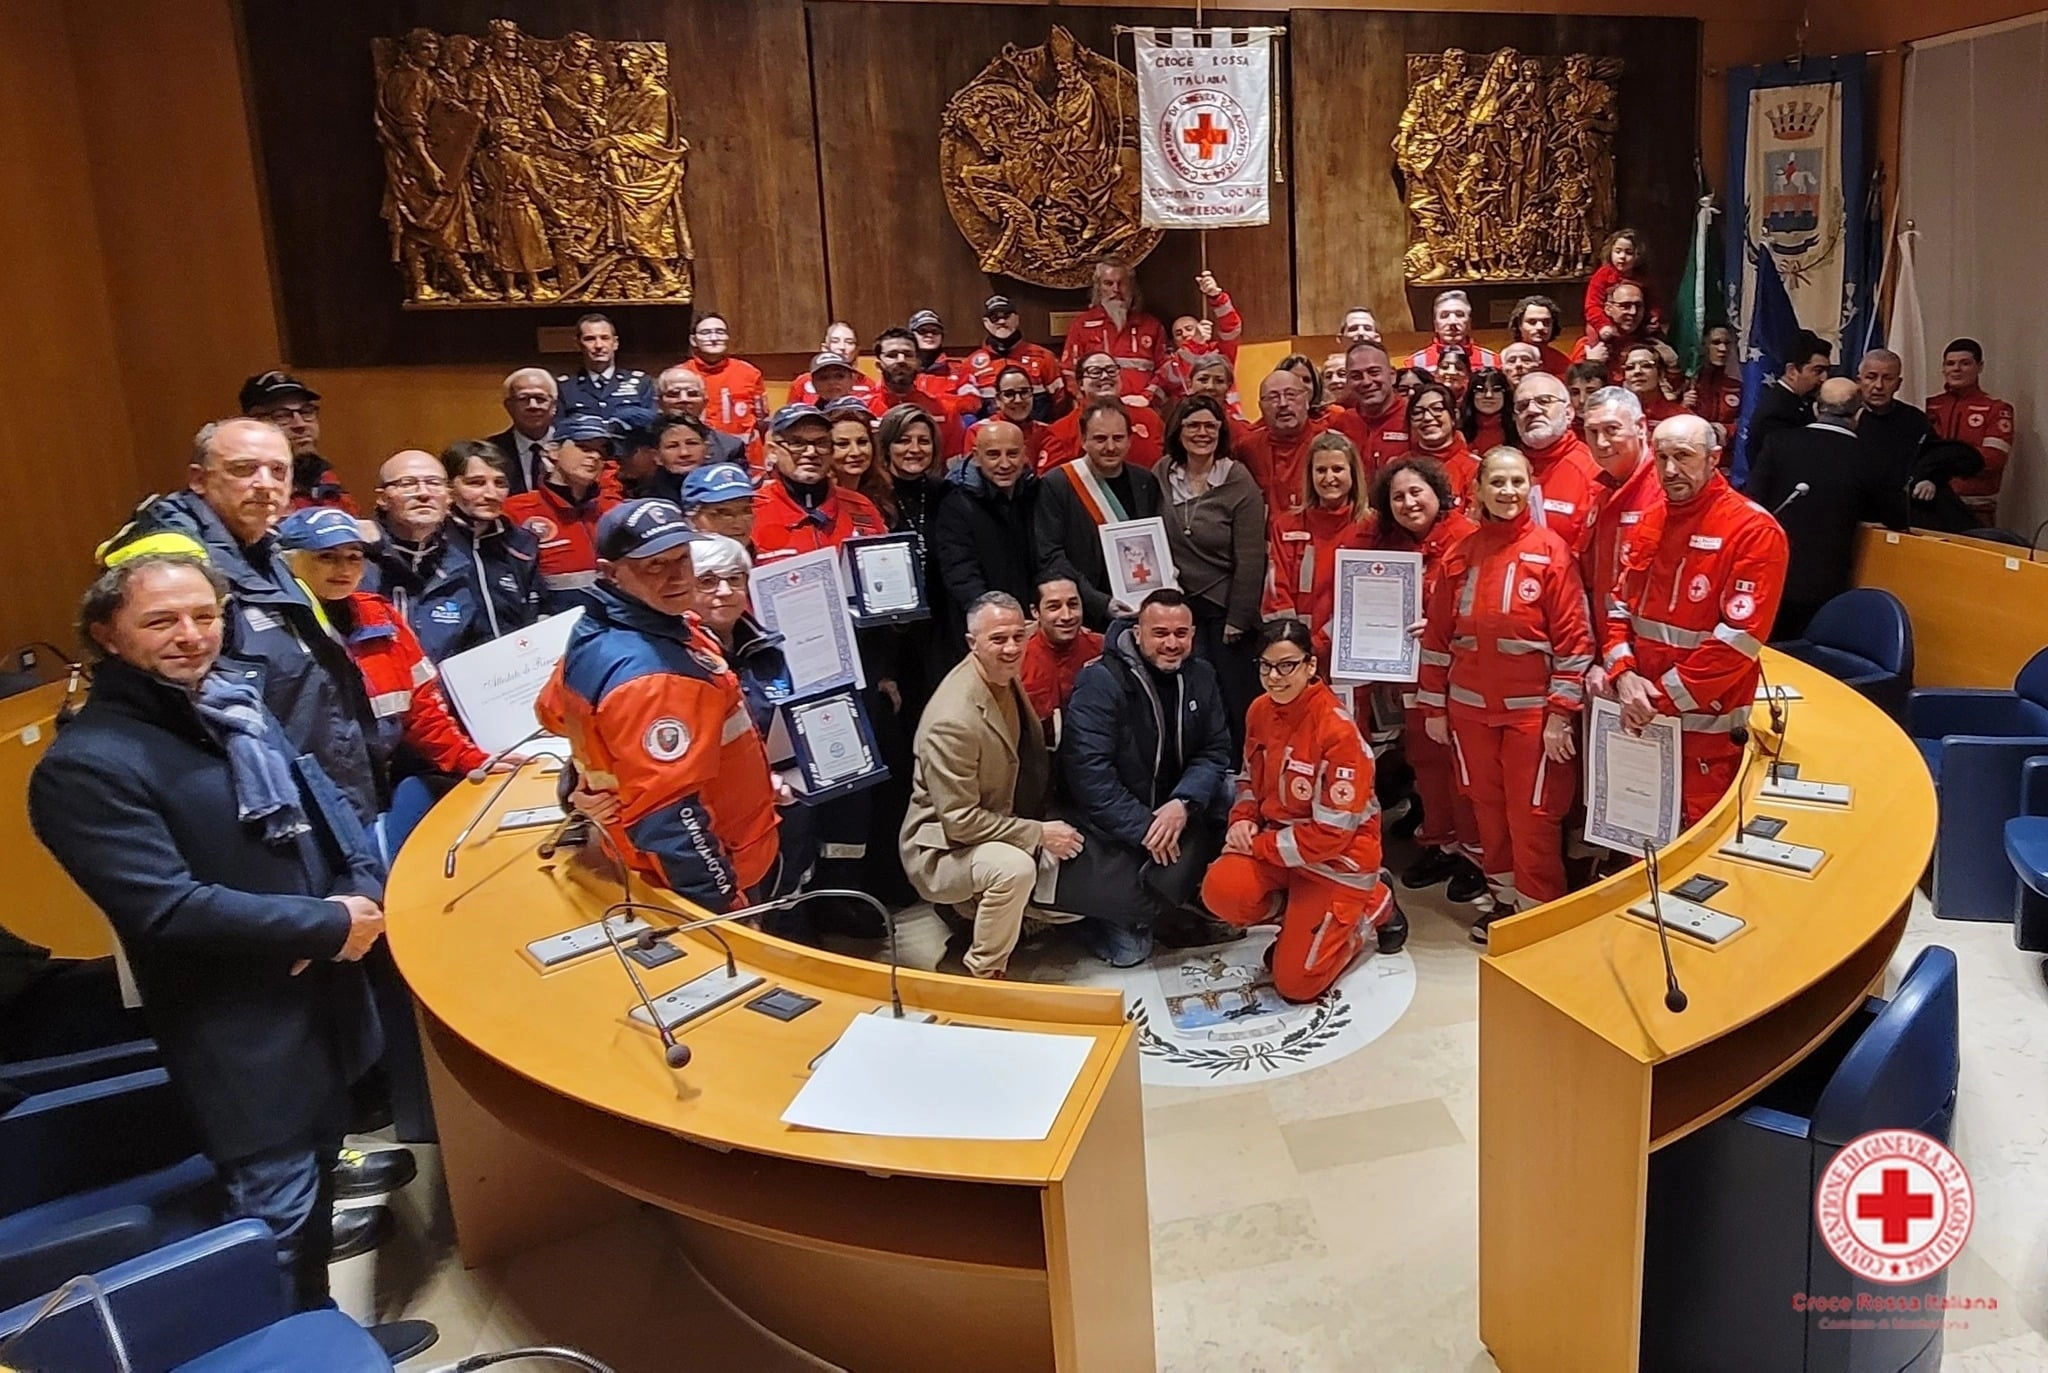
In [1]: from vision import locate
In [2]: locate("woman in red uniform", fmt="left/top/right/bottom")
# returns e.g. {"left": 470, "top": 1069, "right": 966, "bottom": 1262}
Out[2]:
{"left": 1203, "top": 619, "right": 1406, "bottom": 1002}
{"left": 1405, "top": 382, "right": 1478, "bottom": 509}
{"left": 1462, "top": 367, "right": 1515, "bottom": 456}
{"left": 1368, "top": 457, "right": 1482, "bottom": 902}
{"left": 1262, "top": 431, "right": 1370, "bottom": 673}
{"left": 1416, "top": 447, "right": 1594, "bottom": 943}
{"left": 1688, "top": 325, "right": 1743, "bottom": 452}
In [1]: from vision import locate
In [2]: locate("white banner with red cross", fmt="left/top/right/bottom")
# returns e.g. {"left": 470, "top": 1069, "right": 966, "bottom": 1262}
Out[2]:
{"left": 1134, "top": 28, "right": 1275, "bottom": 229}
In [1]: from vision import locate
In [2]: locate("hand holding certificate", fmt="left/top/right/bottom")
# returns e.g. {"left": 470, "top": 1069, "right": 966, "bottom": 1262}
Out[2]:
{"left": 1331, "top": 550, "right": 1423, "bottom": 683}
{"left": 1098, "top": 517, "right": 1177, "bottom": 609}
{"left": 1583, "top": 697, "right": 1683, "bottom": 853}
{"left": 749, "top": 549, "right": 864, "bottom": 696}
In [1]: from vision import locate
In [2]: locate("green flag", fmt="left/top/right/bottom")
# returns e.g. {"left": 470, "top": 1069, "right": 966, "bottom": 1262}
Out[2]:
{"left": 1673, "top": 181, "right": 1726, "bottom": 377}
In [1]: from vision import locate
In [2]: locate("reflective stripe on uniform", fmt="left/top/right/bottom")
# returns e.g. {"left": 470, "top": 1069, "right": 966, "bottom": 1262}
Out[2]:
{"left": 1680, "top": 708, "right": 1747, "bottom": 733}
{"left": 1713, "top": 622, "right": 1763, "bottom": 658}
{"left": 1496, "top": 638, "right": 1552, "bottom": 656}
{"left": 1502, "top": 694, "right": 1548, "bottom": 710}
{"left": 369, "top": 689, "right": 412, "bottom": 718}
{"left": 720, "top": 706, "right": 752, "bottom": 744}
{"left": 1452, "top": 635, "right": 1478, "bottom": 652}
{"left": 1449, "top": 684, "right": 1489, "bottom": 709}
{"left": 1602, "top": 642, "right": 1633, "bottom": 670}
{"left": 542, "top": 570, "right": 599, "bottom": 591}
{"left": 1311, "top": 800, "right": 1363, "bottom": 831}
{"left": 1421, "top": 648, "right": 1453, "bottom": 667}
{"left": 1660, "top": 666, "right": 1699, "bottom": 711}
{"left": 1275, "top": 827, "right": 1306, "bottom": 868}
{"left": 1415, "top": 689, "right": 1447, "bottom": 708}
{"left": 1547, "top": 680, "right": 1585, "bottom": 704}
{"left": 1631, "top": 614, "right": 1705, "bottom": 649}
{"left": 410, "top": 658, "right": 436, "bottom": 686}
{"left": 1305, "top": 861, "right": 1382, "bottom": 892}
{"left": 1457, "top": 567, "right": 1478, "bottom": 616}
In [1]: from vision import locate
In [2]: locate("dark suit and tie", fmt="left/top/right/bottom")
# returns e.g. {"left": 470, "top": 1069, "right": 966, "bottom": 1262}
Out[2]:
{"left": 1740, "top": 378, "right": 1814, "bottom": 479}
{"left": 485, "top": 426, "right": 553, "bottom": 496}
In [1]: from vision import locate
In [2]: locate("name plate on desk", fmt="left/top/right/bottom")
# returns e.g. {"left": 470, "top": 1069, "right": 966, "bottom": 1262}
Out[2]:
{"left": 1625, "top": 895, "right": 1746, "bottom": 945}
{"left": 1717, "top": 833, "right": 1827, "bottom": 875}
{"left": 1761, "top": 775, "right": 1851, "bottom": 806}
{"left": 629, "top": 965, "right": 765, "bottom": 1032}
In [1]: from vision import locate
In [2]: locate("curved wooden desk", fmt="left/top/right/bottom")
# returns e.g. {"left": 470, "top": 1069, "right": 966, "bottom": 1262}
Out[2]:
{"left": 0, "top": 680, "right": 111, "bottom": 958}
{"left": 1477, "top": 650, "right": 1937, "bottom": 1372}
{"left": 387, "top": 785, "right": 1152, "bottom": 1373}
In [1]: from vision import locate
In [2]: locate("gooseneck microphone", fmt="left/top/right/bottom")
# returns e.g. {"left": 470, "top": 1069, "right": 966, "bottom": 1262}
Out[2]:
{"left": 1639, "top": 839, "right": 1689, "bottom": 1014}
{"left": 1729, "top": 723, "right": 1756, "bottom": 837}
{"left": 1770, "top": 481, "right": 1810, "bottom": 519}
{"left": 597, "top": 909, "right": 694, "bottom": 1069}
{"left": 444, "top": 725, "right": 557, "bottom": 878}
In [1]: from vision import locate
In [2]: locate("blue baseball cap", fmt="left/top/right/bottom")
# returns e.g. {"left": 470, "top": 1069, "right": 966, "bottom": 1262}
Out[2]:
{"left": 767, "top": 402, "right": 829, "bottom": 435}
{"left": 680, "top": 463, "right": 755, "bottom": 508}
{"left": 276, "top": 507, "right": 368, "bottom": 551}
{"left": 553, "top": 412, "right": 620, "bottom": 446}
{"left": 596, "top": 499, "right": 702, "bottom": 562}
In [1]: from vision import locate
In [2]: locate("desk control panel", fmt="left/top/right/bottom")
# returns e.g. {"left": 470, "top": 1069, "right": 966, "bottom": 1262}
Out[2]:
{"left": 1761, "top": 775, "right": 1852, "bottom": 806}
{"left": 526, "top": 914, "right": 655, "bottom": 968}
{"left": 629, "top": 965, "right": 766, "bottom": 1032}
{"left": 1625, "top": 895, "right": 1745, "bottom": 946}
{"left": 1717, "top": 832, "right": 1826, "bottom": 875}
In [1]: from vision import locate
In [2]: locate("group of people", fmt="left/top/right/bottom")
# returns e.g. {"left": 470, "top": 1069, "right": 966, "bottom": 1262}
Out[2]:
{"left": 13, "top": 238, "right": 2019, "bottom": 1329}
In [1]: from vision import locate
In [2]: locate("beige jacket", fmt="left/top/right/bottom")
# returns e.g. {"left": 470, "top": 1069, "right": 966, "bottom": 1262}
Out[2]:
{"left": 901, "top": 657, "right": 1051, "bottom": 888}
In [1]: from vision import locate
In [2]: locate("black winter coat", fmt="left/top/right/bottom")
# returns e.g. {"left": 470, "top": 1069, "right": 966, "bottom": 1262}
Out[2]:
{"left": 932, "top": 464, "right": 1040, "bottom": 642}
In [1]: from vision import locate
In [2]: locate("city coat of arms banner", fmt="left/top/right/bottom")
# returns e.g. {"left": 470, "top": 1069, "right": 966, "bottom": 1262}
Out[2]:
{"left": 1726, "top": 56, "right": 1872, "bottom": 364}
{"left": 1133, "top": 28, "right": 1278, "bottom": 229}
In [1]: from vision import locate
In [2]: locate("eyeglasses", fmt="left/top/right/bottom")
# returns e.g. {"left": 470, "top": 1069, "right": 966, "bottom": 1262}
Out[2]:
{"left": 1409, "top": 402, "right": 1451, "bottom": 419}
{"left": 1513, "top": 395, "right": 1567, "bottom": 413}
{"left": 262, "top": 403, "right": 320, "bottom": 422}
{"left": 1079, "top": 365, "right": 1119, "bottom": 379}
{"left": 776, "top": 436, "right": 830, "bottom": 454}
{"left": 997, "top": 387, "right": 1034, "bottom": 401}
{"left": 1257, "top": 656, "right": 1310, "bottom": 677}
{"left": 695, "top": 572, "right": 745, "bottom": 590}
{"left": 380, "top": 476, "right": 449, "bottom": 491}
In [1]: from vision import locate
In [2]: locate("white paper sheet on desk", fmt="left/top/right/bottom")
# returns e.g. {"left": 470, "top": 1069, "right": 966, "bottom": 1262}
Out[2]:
{"left": 437, "top": 610, "right": 583, "bottom": 755}
{"left": 781, "top": 1013, "right": 1093, "bottom": 1141}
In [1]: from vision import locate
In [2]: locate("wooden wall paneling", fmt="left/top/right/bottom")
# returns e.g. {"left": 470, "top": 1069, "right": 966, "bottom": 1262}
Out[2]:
{"left": 805, "top": 3, "right": 1291, "bottom": 350}
{"left": 1292, "top": 10, "right": 1701, "bottom": 344}
{"left": 238, "top": 0, "right": 825, "bottom": 366}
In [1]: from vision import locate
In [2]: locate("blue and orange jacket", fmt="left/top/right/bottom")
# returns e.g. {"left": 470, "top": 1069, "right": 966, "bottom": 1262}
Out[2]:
{"left": 535, "top": 584, "right": 780, "bottom": 911}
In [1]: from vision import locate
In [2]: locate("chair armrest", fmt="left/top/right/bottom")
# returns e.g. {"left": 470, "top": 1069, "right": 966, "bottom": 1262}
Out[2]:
{"left": 2021, "top": 757, "right": 2048, "bottom": 815}
{"left": 0, "top": 1041, "right": 159, "bottom": 1098}
{"left": 1909, "top": 689, "right": 2035, "bottom": 740}
{"left": 0, "top": 1069, "right": 199, "bottom": 1215}
{"left": 1735, "top": 1105, "right": 1813, "bottom": 1139}
{"left": 0, "top": 1205, "right": 159, "bottom": 1313}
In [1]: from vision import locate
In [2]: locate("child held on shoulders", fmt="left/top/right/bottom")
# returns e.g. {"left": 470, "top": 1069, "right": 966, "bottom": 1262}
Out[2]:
{"left": 1584, "top": 229, "right": 1665, "bottom": 342}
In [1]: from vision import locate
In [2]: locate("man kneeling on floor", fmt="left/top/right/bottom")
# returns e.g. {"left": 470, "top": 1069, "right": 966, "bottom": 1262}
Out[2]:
{"left": 1203, "top": 620, "right": 1407, "bottom": 1003}
{"left": 1056, "top": 588, "right": 1234, "bottom": 966}
{"left": 902, "top": 593, "right": 1086, "bottom": 979}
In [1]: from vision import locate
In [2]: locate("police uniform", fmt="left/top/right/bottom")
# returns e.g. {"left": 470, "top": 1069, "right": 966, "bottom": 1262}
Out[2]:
{"left": 557, "top": 366, "right": 655, "bottom": 428}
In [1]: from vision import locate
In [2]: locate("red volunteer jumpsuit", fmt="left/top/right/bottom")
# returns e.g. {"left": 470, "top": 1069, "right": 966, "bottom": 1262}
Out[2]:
{"left": 1417, "top": 509, "right": 1593, "bottom": 908}
{"left": 751, "top": 478, "right": 888, "bottom": 564}
{"left": 1690, "top": 369, "right": 1743, "bottom": 449}
{"left": 1373, "top": 509, "right": 1479, "bottom": 861}
{"left": 1524, "top": 431, "right": 1603, "bottom": 553}
{"left": 1060, "top": 306, "right": 1169, "bottom": 402}
{"left": 1604, "top": 474, "right": 1788, "bottom": 827}
{"left": 1038, "top": 404, "right": 1164, "bottom": 471}
{"left": 1927, "top": 385, "right": 2016, "bottom": 523}
{"left": 1469, "top": 413, "right": 1509, "bottom": 458}
{"left": 1156, "top": 291, "right": 1244, "bottom": 400}
{"left": 339, "top": 592, "right": 488, "bottom": 776}
{"left": 863, "top": 383, "right": 967, "bottom": 461}
{"left": 1407, "top": 340, "right": 1499, "bottom": 369}
{"left": 965, "top": 341, "right": 1068, "bottom": 416}
{"left": 1411, "top": 436, "right": 1479, "bottom": 512}
{"left": 1262, "top": 503, "right": 1372, "bottom": 672}
{"left": 1238, "top": 416, "right": 1333, "bottom": 518}
{"left": 1582, "top": 454, "right": 1665, "bottom": 644}
{"left": 693, "top": 355, "right": 767, "bottom": 440}
{"left": 1328, "top": 400, "right": 1411, "bottom": 485}
{"left": 1203, "top": 680, "right": 1393, "bottom": 1003}
{"left": 502, "top": 475, "right": 623, "bottom": 612}
{"left": 1019, "top": 628, "right": 1104, "bottom": 739}
{"left": 918, "top": 357, "right": 983, "bottom": 424}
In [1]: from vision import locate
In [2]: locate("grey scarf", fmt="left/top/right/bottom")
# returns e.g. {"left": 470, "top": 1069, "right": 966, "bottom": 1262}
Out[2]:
{"left": 192, "top": 669, "right": 308, "bottom": 844}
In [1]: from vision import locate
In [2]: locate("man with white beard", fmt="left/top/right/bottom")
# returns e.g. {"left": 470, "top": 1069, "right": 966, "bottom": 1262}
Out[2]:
{"left": 1061, "top": 259, "right": 1168, "bottom": 406}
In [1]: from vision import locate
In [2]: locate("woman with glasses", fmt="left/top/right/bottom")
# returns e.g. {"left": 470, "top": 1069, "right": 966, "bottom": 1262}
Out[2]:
{"left": 1406, "top": 382, "right": 1478, "bottom": 509}
{"left": 1393, "top": 364, "right": 1434, "bottom": 400}
{"left": 1161, "top": 394, "right": 1267, "bottom": 751}
{"left": 1433, "top": 345, "right": 1474, "bottom": 414}
{"left": 972, "top": 365, "right": 1054, "bottom": 474}
{"left": 1415, "top": 447, "right": 1594, "bottom": 944}
{"left": 1263, "top": 431, "right": 1371, "bottom": 675}
{"left": 1463, "top": 367, "right": 1517, "bottom": 455}
{"left": 1202, "top": 619, "right": 1407, "bottom": 1002}
{"left": 1368, "top": 457, "right": 1482, "bottom": 903}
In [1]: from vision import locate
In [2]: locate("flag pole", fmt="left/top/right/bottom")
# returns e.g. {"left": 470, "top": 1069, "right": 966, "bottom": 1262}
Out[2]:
{"left": 1196, "top": 0, "right": 1209, "bottom": 322}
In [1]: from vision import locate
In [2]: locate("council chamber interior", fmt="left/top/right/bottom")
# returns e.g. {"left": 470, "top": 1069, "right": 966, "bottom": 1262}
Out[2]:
{"left": 2, "top": 1, "right": 2045, "bottom": 1370}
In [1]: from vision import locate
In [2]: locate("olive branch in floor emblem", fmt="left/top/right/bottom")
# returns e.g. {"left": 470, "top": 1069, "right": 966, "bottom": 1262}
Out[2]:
{"left": 1129, "top": 996, "right": 1352, "bottom": 1077}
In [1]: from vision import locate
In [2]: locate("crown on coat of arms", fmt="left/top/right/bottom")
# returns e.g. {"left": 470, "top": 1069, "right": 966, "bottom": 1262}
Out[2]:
{"left": 1765, "top": 100, "right": 1824, "bottom": 140}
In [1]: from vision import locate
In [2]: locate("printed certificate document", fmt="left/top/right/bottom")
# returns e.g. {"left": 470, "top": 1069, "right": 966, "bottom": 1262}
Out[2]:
{"left": 1331, "top": 550, "right": 1423, "bottom": 683}
{"left": 1583, "top": 696, "right": 1683, "bottom": 854}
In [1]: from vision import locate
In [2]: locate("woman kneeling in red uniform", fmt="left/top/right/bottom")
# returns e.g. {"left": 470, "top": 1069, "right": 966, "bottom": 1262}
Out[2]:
{"left": 1202, "top": 620, "right": 1406, "bottom": 1003}
{"left": 1416, "top": 448, "right": 1593, "bottom": 944}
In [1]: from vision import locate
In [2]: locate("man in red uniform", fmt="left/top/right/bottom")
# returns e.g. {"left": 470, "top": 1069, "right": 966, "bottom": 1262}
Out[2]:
{"left": 501, "top": 412, "right": 624, "bottom": 613}
{"left": 1926, "top": 337, "right": 2017, "bottom": 525}
{"left": 1513, "top": 372, "right": 1603, "bottom": 552}
{"left": 865, "top": 328, "right": 966, "bottom": 460}
{"left": 1569, "top": 282, "right": 1656, "bottom": 385}
{"left": 1019, "top": 576, "right": 1103, "bottom": 742}
{"left": 1607, "top": 415, "right": 1789, "bottom": 827}
{"left": 1331, "top": 343, "right": 1411, "bottom": 480}
{"left": 1061, "top": 259, "right": 1167, "bottom": 404}
{"left": 909, "top": 308, "right": 983, "bottom": 422}
{"left": 536, "top": 499, "right": 784, "bottom": 910}
{"left": 1159, "top": 271, "right": 1244, "bottom": 401}
{"left": 789, "top": 324, "right": 878, "bottom": 407}
{"left": 1040, "top": 353, "right": 1163, "bottom": 469}
{"left": 752, "top": 404, "right": 888, "bottom": 564}
{"left": 1580, "top": 388, "right": 1663, "bottom": 686}
{"left": 1240, "top": 369, "right": 1329, "bottom": 518}
{"left": 1407, "top": 290, "right": 1499, "bottom": 369}
{"left": 965, "top": 295, "right": 1066, "bottom": 419}
{"left": 1506, "top": 295, "right": 1573, "bottom": 378}
{"left": 685, "top": 312, "right": 766, "bottom": 448}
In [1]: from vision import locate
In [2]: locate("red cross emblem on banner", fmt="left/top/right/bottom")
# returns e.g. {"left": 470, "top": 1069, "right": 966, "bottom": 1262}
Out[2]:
{"left": 1855, "top": 1168, "right": 1936, "bottom": 1245}
{"left": 1182, "top": 112, "right": 1230, "bottom": 162}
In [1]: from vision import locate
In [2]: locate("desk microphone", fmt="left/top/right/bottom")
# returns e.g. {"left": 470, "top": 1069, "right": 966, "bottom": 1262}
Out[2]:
{"left": 443, "top": 726, "right": 555, "bottom": 877}
{"left": 1729, "top": 724, "right": 1758, "bottom": 836}
{"left": 1639, "top": 839, "right": 1688, "bottom": 1014}
{"left": 1770, "top": 482, "right": 1810, "bottom": 520}
{"left": 597, "top": 907, "right": 694, "bottom": 1069}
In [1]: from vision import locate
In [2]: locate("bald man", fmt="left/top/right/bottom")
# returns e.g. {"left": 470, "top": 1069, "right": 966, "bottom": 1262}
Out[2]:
{"left": 1743, "top": 377, "right": 1908, "bottom": 639}
{"left": 933, "top": 419, "right": 1043, "bottom": 645}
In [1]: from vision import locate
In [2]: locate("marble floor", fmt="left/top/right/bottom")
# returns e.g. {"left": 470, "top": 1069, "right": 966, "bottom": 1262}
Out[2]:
{"left": 357, "top": 876, "right": 2048, "bottom": 1372}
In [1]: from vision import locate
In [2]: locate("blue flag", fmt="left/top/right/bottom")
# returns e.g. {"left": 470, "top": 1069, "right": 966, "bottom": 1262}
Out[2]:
{"left": 1731, "top": 240, "right": 1801, "bottom": 485}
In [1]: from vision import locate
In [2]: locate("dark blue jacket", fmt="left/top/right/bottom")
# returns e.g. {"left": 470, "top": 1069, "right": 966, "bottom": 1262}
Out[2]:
{"left": 121, "top": 492, "right": 383, "bottom": 821}
{"left": 932, "top": 462, "right": 1039, "bottom": 644}
{"left": 366, "top": 514, "right": 541, "bottom": 662}
{"left": 1062, "top": 621, "right": 1233, "bottom": 847}
{"left": 557, "top": 367, "right": 656, "bottom": 430}
{"left": 28, "top": 658, "right": 385, "bottom": 1162}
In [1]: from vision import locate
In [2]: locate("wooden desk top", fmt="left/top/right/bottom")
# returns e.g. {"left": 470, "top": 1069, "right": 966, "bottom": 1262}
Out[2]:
{"left": 1, "top": 681, "right": 111, "bottom": 959}
{"left": 1854, "top": 525, "right": 2048, "bottom": 689}
{"left": 386, "top": 779, "right": 1132, "bottom": 1189}
{"left": 1483, "top": 650, "right": 1936, "bottom": 1068}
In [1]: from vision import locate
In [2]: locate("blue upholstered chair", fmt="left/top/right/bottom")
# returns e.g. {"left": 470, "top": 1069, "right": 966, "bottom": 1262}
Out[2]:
{"left": 1907, "top": 646, "right": 2048, "bottom": 920}
{"left": 1641, "top": 946, "right": 1961, "bottom": 1373}
{"left": 0, "top": 1038, "right": 160, "bottom": 1099}
{"left": 1772, "top": 588, "right": 1915, "bottom": 720}
{"left": 0, "top": 1065, "right": 218, "bottom": 1310}
{"left": 0, "top": 1220, "right": 390, "bottom": 1372}
{"left": 2000, "top": 756, "right": 2048, "bottom": 954}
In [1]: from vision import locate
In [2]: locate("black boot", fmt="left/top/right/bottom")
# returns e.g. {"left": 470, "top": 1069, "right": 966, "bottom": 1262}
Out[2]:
{"left": 1376, "top": 903, "right": 1410, "bottom": 955}
{"left": 1400, "top": 846, "right": 1463, "bottom": 889}
{"left": 333, "top": 1146, "right": 417, "bottom": 1201}
{"left": 1446, "top": 859, "right": 1489, "bottom": 904}
{"left": 368, "top": 1319, "right": 440, "bottom": 1363}
{"left": 329, "top": 1204, "right": 393, "bottom": 1262}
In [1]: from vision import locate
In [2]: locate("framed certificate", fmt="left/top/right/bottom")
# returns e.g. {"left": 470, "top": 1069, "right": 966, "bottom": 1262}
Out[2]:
{"left": 1331, "top": 550, "right": 1423, "bottom": 683}
{"left": 1098, "top": 516, "right": 1178, "bottom": 609}
{"left": 777, "top": 688, "right": 887, "bottom": 804}
{"left": 749, "top": 548, "right": 864, "bottom": 696}
{"left": 842, "top": 533, "right": 929, "bottom": 627}
{"left": 1583, "top": 697, "right": 1684, "bottom": 854}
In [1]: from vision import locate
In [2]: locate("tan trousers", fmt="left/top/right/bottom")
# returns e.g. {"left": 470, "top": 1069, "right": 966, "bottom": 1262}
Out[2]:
{"left": 920, "top": 840, "right": 1037, "bottom": 977}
